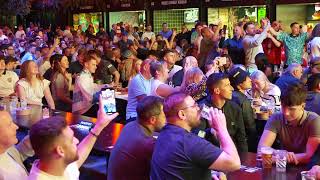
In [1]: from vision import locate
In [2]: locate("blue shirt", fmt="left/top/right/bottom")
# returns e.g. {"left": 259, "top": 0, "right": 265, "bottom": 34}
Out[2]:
{"left": 126, "top": 73, "right": 152, "bottom": 119}
{"left": 151, "top": 124, "right": 222, "bottom": 180}
{"left": 223, "top": 36, "right": 245, "bottom": 64}
{"left": 275, "top": 73, "right": 301, "bottom": 94}
{"left": 159, "top": 30, "right": 172, "bottom": 40}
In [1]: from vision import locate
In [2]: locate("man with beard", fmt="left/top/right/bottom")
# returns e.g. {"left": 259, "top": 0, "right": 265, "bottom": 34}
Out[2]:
{"left": 28, "top": 96, "right": 118, "bottom": 179}
{"left": 108, "top": 96, "right": 166, "bottom": 180}
{"left": 198, "top": 73, "right": 248, "bottom": 152}
{"left": 151, "top": 92, "right": 240, "bottom": 180}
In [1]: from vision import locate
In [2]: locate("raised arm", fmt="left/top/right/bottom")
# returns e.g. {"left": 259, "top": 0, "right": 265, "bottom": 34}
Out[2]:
{"left": 208, "top": 108, "right": 241, "bottom": 172}
{"left": 269, "top": 27, "right": 280, "bottom": 37}
{"left": 267, "top": 33, "right": 281, "bottom": 47}
{"left": 76, "top": 96, "right": 119, "bottom": 167}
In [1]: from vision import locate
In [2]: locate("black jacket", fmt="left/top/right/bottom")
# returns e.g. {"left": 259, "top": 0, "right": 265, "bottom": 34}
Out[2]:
{"left": 232, "top": 91, "right": 258, "bottom": 152}
{"left": 197, "top": 96, "right": 248, "bottom": 152}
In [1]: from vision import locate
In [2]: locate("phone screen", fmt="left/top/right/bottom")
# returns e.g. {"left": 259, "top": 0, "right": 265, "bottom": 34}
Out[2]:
{"left": 101, "top": 88, "right": 117, "bottom": 114}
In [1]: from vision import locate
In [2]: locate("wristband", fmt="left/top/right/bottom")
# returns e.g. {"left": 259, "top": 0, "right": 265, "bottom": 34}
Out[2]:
{"left": 89, "top": 130, "right": 99, "bottom": 138}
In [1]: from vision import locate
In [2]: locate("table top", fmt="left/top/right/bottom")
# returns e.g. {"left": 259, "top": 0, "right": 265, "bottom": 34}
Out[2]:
{"left": 227, "top": 152, "right": 309, "bottom": 180}
{"left": 12, "top": 105, "right": 124, "bottom": 152}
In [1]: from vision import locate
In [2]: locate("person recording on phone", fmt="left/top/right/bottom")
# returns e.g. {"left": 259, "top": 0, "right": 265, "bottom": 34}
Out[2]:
{"left": 72, "top": 53, "right": 109, "bottom": 117}
{"left": 28, "top": 96, "right": 119, "bottom": 179}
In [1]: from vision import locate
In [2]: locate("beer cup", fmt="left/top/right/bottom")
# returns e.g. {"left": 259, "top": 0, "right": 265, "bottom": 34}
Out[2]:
{"left": 261, "top": 147, "right": 273, "bottom": 168}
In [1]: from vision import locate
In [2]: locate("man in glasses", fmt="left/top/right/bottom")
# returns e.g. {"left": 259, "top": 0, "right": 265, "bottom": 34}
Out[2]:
{"left": 151, "top": 92, "right": 240, "bottom": 180}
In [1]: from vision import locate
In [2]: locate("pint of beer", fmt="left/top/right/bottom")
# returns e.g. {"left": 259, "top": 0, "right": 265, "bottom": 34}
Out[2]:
{"left": 261, "top": 147, "right": 273, "bottom": 168}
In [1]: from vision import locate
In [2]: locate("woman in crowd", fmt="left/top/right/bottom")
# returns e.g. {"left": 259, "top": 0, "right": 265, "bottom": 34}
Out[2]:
{"left": 16, "top": 60, "right": 55, "bottom": 109}
{"left": 181, "top": 67, "right": 207, "bottom": 101}
{"left": 51, "top": 54, "right": 72, "bottom": 112}
{"left": 150, "top": 61, "right": 182, "bottom": 98}
{"left": 248, "top": 70, "right": 281, "bottom": 111}
{"left": 72, "top": 53, "right": 105, "bottom": 117}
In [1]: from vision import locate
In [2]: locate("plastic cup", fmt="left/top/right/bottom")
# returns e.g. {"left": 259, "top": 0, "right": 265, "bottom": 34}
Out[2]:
{"left": 261, "top": 147, "right": 273, "bottom": 168}
{"left": 301, "top": 171, "right": 316, "bottom": 180}
{"left": 275, "top": 150, "right": 287, "bottom": 172}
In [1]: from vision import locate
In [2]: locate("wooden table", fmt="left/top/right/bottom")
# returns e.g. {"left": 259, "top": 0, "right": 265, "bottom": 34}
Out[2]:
{"left": 227, "top": 152, "right": 309, "bottom": 180}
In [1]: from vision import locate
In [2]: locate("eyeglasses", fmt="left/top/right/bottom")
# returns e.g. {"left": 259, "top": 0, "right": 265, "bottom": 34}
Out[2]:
{"left": 180, "top": 102, "right": 199, "bottom": 110}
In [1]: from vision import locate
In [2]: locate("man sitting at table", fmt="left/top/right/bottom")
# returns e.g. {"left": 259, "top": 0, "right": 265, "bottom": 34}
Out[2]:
{"left": 0, "top": 110, "right": 34, "bottom": 180}
{"left": 28, "top": 96, "right": 119, "bottom": 179}
{"left": 108, "top": 96, "right": 165, "bottom": 180}
{"left": 126, "top": 58, "right": 155, "bottom": 122}
{"left": 151, "top": 92, "right": 240, "bottom": 180}
{"left": 198, "top": 73, "right": 248, "bottom": 152}
{"left": 258, "top": 83, "right": 320, "bottom": 165}
{"left": 229, "top": 67, "right": 257, "bottom": 152}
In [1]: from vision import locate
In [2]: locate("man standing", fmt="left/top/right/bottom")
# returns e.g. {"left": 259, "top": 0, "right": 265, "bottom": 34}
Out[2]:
{"left": 108, "top": 96, "right": 166, "bottom": 180}
{"left": 141, "top": 24, "right": 155, "bottom": 41}
{"left": 242, "top": 19, "right": 270, "bottom": 72}
{"left": 159, "top": 23, "right": 172, "bottom": 40}
{"left": 223, "top": 24, "right": 245, "bottom": 65}
{"left": 126, "top": 58, "right": 155, "bottom": 122}
{"left": 0, "top": 111, "right": 34, "bottom": 180}
{"left": 198, "top": 73, "right": 248, "bottom": 152}
{"left": 28, "top": 97, "right": 118, "bottom": 179}
{"left": 151, "top": 92, "right": 240, "bottom": 179}
{"left": 269, "top": 22, "right": 308, "bottom": 65}
{"left": 258, "top": 83, "right": 320, "bottom": 165}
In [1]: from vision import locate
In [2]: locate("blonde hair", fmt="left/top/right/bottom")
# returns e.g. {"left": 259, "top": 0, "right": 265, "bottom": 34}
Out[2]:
{"left": 184, "top": 67, "right": 204, "bottom": 86}
{"left": 250, "top": 70, "right": 270, "bottom": 84}
{"left": 19, "top": 60, "right": 43, "bottom": 82}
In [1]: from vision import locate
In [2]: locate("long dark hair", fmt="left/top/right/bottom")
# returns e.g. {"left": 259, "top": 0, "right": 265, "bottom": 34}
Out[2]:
{"left": 50, "top": 54, "right": 69, "bottom": 82}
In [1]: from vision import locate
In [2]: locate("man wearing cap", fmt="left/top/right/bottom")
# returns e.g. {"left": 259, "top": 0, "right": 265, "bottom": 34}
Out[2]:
{"left": 118, "top": 33, "right": 133, "bottom": 52}
{"left": 229, "top": 67, "right": 257, "bottom": 152}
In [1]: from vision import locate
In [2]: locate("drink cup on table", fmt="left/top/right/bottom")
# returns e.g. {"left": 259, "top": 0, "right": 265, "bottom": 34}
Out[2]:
{"left": 275, "top": 150, "right": 287, "bottom": 172}
{"left": 301, "top": 171, "right": 316, "bottom": 180}
{"left": 261, "top": 147, "right": 273, "bottom": 168}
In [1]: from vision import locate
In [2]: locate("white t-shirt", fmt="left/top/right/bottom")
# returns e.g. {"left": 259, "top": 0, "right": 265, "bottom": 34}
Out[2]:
{"left": 28, "top": 160, "right": 80, "bottom": 180}
{"left": 141, "top": 31, "right": 155, "bottom": 41}
{"left": 151, "top": 79, "right": 165, "bottom": 98}
{"left": 0, "top": 149, "right": 28, "bottom": 180}
{"left": 0, "top": 71, "right": 19, "bottom": 97}
{"left": 309, "top": 37, "right": 320, "bottom": 59}
{"left": 0, "top": 34, "right": 8, "bottom": 41}
{"left": 17, "top": 78, "right": 50, "bottom": 106}
{"left": 72, "top": 70, "right": 100, "bottom": 114}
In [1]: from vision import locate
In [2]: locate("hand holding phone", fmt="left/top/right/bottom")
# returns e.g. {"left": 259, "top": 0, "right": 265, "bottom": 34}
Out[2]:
{"left": 101, "top": 88, "right": 117, "bottom": 114}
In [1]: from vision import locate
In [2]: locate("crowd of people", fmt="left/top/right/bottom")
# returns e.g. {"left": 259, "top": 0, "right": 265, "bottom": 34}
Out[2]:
{"left": 1, "top": 17, "right": 320, "bottom": 179}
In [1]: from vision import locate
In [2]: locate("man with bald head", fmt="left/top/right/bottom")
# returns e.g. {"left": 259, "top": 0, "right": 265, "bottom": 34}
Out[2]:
{"left": 275, "top": 63, "right": 303, "bottom": 93}
{"left": 0, "top": 111, "right": 34, "bottom": 180}
{"left": 126, "top": 58, "right": 156, "bottom": 122}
